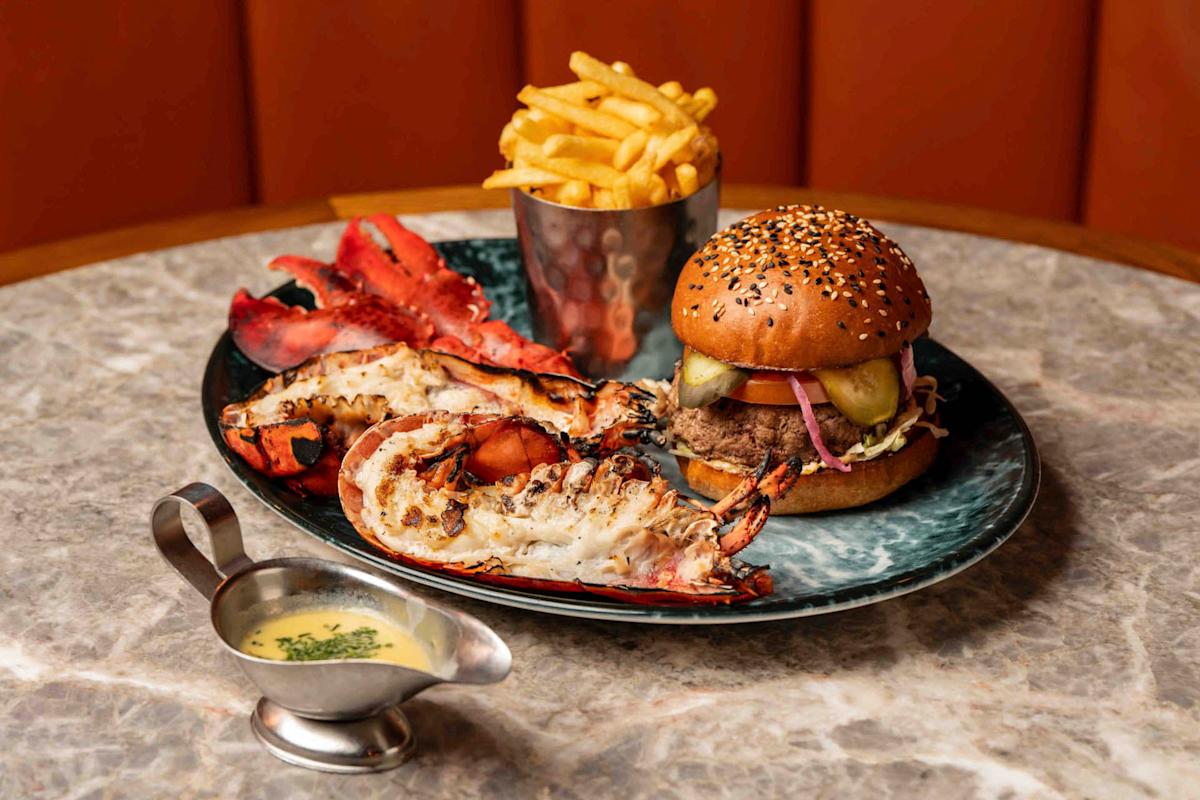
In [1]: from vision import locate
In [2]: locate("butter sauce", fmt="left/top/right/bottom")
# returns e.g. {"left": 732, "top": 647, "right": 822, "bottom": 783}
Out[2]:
{"left": 239, "top": 608, "right": 432, "bottom": 671}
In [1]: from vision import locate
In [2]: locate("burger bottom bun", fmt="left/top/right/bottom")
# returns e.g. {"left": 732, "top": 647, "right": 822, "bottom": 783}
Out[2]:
{"left": 676, "top": 426, "right": 940, "bottom": 515}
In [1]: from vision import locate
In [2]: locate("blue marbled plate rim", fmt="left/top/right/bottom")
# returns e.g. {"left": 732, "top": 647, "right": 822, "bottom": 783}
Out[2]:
{"left": 202, "top": 238, "right": 1040, "bottom": 625}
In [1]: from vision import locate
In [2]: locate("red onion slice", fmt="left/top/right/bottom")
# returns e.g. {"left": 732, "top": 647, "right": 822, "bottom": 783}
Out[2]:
{"left": 788, "top": 375, "right": 851, "bottom": 473}
{"left": 900, "top": 344, "right": 916, "bottom": 399}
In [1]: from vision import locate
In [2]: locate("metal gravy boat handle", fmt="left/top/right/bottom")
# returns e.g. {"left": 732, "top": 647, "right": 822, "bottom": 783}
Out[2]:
{"left": 151, "top": 482, "right": 255, "bottom": 600}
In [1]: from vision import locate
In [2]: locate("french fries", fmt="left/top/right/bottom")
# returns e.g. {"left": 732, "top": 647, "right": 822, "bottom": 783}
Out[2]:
{"left": 613, "top": 129, "right": 648, "bottom": 171}
{"left": 653, "top": 124, "right": 699, "bottom": 171}
{"left": 522, "top": 153, "right": 623, "bottom": 189}
{"left": 482, "top": 167, "right": 568, "bottom": 190}
{"left": 568, "top": 51, "right": 693, "bottom": 131}
{"left": 511, "top": 113, "right": 551, "bottom": 144}
{"left": 675, "top": 163, "right": 700, "bottom": 197}
{"left": 558, "top": 180, "right": 592, "bottom": 207}
{"left": 483, "top": 52, "right": 720, "bottom": 209}
{"left": 657, "top": 81, "right": 683, "bottom": 99}
{"left": 541, "top": 80, "right": 609, "bottom": 105}
{"left": 517, "top": 86, "right": 635, "bottom": 139}
{"left": 598, "top": 96, "right": 660, "bottom": 128}
{"left": 543, "top": 133, "right": 619, "bottom": 162}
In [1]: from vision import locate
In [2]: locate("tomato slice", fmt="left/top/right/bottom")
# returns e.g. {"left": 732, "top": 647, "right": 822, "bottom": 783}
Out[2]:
{"left": 726, "top": 370, "right": 829, "bottom": 405}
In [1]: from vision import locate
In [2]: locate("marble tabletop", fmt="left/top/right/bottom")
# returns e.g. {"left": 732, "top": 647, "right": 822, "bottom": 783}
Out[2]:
{"left": 1, "top": 209, "right": 1197, "bottom": 799}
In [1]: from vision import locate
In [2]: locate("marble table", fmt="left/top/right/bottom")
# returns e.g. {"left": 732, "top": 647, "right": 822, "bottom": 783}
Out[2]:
{"left": 2, "top": 209, "right": 1197, "bottom": 799}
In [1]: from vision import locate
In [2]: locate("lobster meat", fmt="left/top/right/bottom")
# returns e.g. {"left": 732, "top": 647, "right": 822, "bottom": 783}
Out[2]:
{"left": 229, "top": 214, "right": 579, "bottom": 377}
{"left": 220, "top": 341, "right": 657, "bottom": 495}
{"left": 339, "top": 413, "right": 802, "bottom": 604}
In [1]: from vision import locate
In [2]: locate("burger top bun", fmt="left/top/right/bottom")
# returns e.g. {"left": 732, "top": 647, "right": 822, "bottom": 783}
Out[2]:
{"left": 671, "top": 205, "right": 933, "bottom": 371}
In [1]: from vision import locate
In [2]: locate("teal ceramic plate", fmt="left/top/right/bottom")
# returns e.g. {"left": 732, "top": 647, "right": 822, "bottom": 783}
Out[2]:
{"left": 203, "top": 238, "right": 1039, "bottom": 624}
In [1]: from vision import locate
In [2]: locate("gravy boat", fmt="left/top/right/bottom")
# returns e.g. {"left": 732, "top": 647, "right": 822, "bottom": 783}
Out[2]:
{"left": 151, "top": 483, "right": 512, "bottom": 772}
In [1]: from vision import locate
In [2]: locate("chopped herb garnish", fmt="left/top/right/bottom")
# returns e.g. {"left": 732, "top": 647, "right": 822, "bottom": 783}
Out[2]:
{"left": 275, "top": 627, "right": 383, "bottom": 661}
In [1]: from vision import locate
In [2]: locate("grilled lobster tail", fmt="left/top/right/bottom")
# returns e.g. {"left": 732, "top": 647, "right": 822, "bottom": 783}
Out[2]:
{"left": 220, "top": 342, "right": 656, "bottom": 495}
{"left": 338, "top": 413, "right": 793, "bottom": 604}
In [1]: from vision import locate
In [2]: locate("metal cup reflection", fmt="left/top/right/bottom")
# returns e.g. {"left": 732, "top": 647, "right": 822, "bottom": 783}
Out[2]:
{"left": 513, "top": 170, "right": 719, "bottom": 378}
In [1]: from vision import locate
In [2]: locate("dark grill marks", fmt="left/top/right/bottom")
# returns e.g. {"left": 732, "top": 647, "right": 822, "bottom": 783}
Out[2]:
{"left": 440, "top": 499, "right": 467, "bottom": 537}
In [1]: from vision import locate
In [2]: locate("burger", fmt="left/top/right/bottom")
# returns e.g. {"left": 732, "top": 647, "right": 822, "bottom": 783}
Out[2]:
{"left": 667, "top": 205, "right": 946, "bottom": 514}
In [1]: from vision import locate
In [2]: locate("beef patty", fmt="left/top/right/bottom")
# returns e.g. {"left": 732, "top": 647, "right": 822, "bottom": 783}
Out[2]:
{"left": 667, "top": 374, "right": 869, "bottom": 469}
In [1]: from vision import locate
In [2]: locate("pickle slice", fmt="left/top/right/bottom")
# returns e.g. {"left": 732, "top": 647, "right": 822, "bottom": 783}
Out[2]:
{"left": 678, "top": 348, "right": 748, "bottom": 408}
{"left": 812, "top": 358, "right": 900, "bottom": 426}
{"left": 682, "top": 348, "right": 733, "bottom": 386}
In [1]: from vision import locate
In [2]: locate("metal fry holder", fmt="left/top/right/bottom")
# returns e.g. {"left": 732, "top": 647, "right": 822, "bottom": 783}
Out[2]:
{"left": 150, "top": 483, "right": 512, "bottom": 773}
{"left": 513, "top": 166, "right": 720, "bottom": 379}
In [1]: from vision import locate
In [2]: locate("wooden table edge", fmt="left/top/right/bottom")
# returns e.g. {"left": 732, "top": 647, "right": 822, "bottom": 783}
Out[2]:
{"left": 1, "top": 184, "right": 1196, "bottom": 286}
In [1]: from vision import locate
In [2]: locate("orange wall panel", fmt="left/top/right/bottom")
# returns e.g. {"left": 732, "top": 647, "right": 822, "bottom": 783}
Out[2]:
{"left": 0, "top": 1, "right": 251, "bottom": 251}
{"left": 244, "top": 0, "right": 521, "bottom": 204}
{"left": 1083, "top": 1, "right": 1200, "bottom": 252}
{"left": 807, "top": 1, "right": 1092, "bottom": 219}
{"left": 519, "top": 0, "right": 806, "bottom": 185}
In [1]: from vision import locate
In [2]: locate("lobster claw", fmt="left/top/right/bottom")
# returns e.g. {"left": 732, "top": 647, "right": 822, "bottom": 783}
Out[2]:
{"left": 470, "top": 320, "right": 578, "bottom": 377}
{"left": 226, "top": 215, "right": 583, "bottom": 378}
{"left": 228, "top": 289, "right": 434, "bottom": 373}
{"left": 267, "top": 255, "right": 360, "bottom": 308}
{"left": 335, "top": 215, "right": 492, "bottom": 334}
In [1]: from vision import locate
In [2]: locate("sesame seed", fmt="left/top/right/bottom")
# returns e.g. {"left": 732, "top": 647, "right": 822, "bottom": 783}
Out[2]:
{"left": 858, "top": 333, "right": 868, "bottom": 340}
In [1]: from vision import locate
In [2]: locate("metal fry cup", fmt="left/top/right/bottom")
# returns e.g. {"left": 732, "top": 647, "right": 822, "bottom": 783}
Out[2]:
{"left": 513, "top": 168, "right": 720, "bottom": 378}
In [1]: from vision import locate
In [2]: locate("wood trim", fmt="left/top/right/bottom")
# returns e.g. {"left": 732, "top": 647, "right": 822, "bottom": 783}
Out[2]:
{"left": 2, "top": 185, "right": 1197, "bottom": 286}
{"left": 328, "top": 186, "right": 508, "bottom": 218}
{"left": 0, "top": 201, "right": 334, "bottom": 286}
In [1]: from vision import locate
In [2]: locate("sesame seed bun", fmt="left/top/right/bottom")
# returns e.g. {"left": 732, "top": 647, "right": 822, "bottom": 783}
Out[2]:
{"left": 671, "top": 205, "right": 933, "bottom": 371}
{"left": 676, "top": 424, "right": 940, "bottom": 514}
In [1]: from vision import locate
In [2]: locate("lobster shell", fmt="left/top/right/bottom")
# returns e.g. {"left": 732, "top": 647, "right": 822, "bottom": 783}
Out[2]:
{"left": 338, "top": 416, "right": 771, "bottom": 606}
